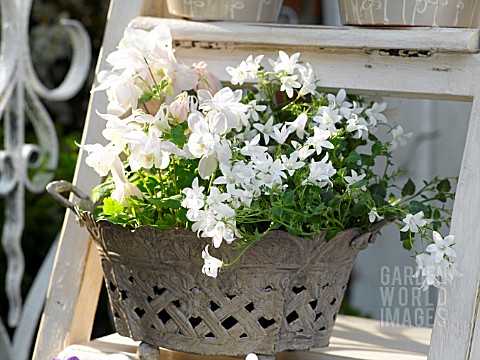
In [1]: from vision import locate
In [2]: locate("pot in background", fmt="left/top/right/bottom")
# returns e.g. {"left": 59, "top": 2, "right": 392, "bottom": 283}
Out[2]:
{"left": 338, "top": 0, "right": 480, "bottom": 28}
{"left": 166, "top": 0, "right": 284, "bottom": 22}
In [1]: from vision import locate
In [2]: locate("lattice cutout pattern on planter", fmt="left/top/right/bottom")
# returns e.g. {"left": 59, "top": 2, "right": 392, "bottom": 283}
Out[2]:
{"left": 80, "top": 212, "right": 380, "bottom": 357}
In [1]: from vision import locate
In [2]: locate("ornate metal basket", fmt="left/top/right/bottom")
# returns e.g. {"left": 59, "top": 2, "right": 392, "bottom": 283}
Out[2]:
{"left": 48, "top": 180, "right": 385, "bottom": 359}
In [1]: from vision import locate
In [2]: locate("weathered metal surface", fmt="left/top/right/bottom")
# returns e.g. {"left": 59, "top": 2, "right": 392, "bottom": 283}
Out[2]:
{"left": 76, "top": 209, "right": 382, "bottom": 358}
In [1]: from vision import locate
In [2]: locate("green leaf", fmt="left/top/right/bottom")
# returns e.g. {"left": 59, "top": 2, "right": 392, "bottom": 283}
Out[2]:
{"left": 369, "top": 183, "right": 387, "bottom": 199}
{"left": 272, "top": 206, "right": 283, "bottom": 218}
{"left": 92, "top": 179, "right": 115, "bottom": 203}
{"left": 402, "top": 179, "right": 416, "bottom": 197}
{"left": 139, "top": 92, "right": 154, "bottom": 104}
{"left": 432, "top": 221, "right": 442, "bottom": 231}
{"left": 282, "top": 190, "right": 295, "bottom": 205}
{"left": 171, "top": 124, "right": 187, "bottom": 147}
{"left": 371, "top": 140, "right": 383, "bottom": 156}
{"left": 437, "top": 178, "right": 451, "bottom": 193}
{"left": 350, "top": 179, "right": 368, "bottom": 190}
{"left": 402, "top": 239, "right": 413, "bottom": 250}
{"left": 102, "top": 198, "right": 123, "bottom": 216}
{"left": 325, "top": 229, "right": 340, "bottom": 242}
{"left": 346, "top": 151, "right": 361, "bottom": 163}
{"left": 149, "top": 194, "right": 183, "bottom": 210}
{"left": 409, "top": 200, "right": 429, "bottom": 216}
{"left": 351, "top": 204, "right": 368, "bottom": 217}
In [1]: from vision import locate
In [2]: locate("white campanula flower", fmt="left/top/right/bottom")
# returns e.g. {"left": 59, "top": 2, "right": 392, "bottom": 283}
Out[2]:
{"left": 426, "top": 231, "right": 457, "bottom": 263}
{"left": 253, "top": 117, "right": 278, "bottom": 145}
{"left": 280, "top": 74, "right": 301, "bottom": 98}
{"left": 291, "top": 141, "right": 315, "bottom": 161}
{"left": 298, "top": 63, "right": 316, "bottom": 96}
{"left": 272, "top": 124, "right": 291, "bottom": 145}
{"left": 270, "top": 51, "right": 301, "bottom": 75}
{"left": 182, "top": 178, "right": 205, "bottom": 213}
{"left": 202, "top": 246, "right": 223, "bottom": 278}
{"left": 368, "top": 208, "right": 383, "bottom": 223}
{"left": 345, "top": 169, "right": 366, "bottom": 190}
{"left": 306, "top": 126, "right": 334, "bottom": 155}
{"left": 245, "top": 100, "right": 267, "bottom": 122}
{"left": 346, "top": 115, "right": 369, "bottom": 139}
{"left": 365, "top": 102, "right": 388, "bottom": 127}
{"left": 286, "top": 113, "right": 308, "bottom": 140}
{"left": 303, "top": 155, "right": 337, "bottom": 188}
{"left": 400, "top": 211, "right": 428, "bottom": 233}
{"left": 413, "top": 253, "right": 447, "bottom": 290}
{"left": 313, "top": 107, "right": 342, "bottom": 134}
{"left": 390, "top": 125, "right": 413, "bottom": 151}
{"left": 240, "top": 134, "right": 268, "bottom": 157}
{"left": 226, "top": 55, "right": 263, "bottom": 85}
{"left": 245, "top": 55, "right": 264, "bottom": 75}
{"left": 281, "top": 151, "right": 305, "bottom": 176}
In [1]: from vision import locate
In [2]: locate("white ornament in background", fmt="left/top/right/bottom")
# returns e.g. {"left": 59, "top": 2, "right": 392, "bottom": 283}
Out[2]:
{"left": 0, "top": 0, "right": 90, "bottom": 358}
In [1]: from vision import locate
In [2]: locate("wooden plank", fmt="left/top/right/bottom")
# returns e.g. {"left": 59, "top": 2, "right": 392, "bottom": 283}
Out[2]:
{"left": 428, "top": 91, "right": 480, "bottom": 359}
{"left": 130, "top": 18, "right": 480, "bottom": 53}
{"left": 32, "top": 1, "right": 144, "bottom": 359}
{"left": 58, "top": 315, "right": 430, "bottom": 359}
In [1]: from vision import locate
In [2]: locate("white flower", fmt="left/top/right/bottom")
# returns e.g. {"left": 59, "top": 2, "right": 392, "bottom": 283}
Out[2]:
{"left": 202, "top": 245, "right": 223, "bottom": 278}
{"left": 80, "top": 143, "right": 122, "bottom": 177}
{"left": 270, "top": 51, "right": 301, "bottom": 75}
{"left": 306, "top": 126, "right": 334, "bottom": 155}
{"left": 226, "top": 60, "right": 250, "bottom": 86}
{"left": 345, "top": 170, "right": 366, "bottom": 190}
{"left": 291, "top": 141, "right": 315, "bottom": 160}
{"left": 426, "top": 231, "right": 457, "bottom": 263}
{"left": 313, "top": 107, "right": 342, "bottom": 134}
{"left": 280, "top": 74, "right": 301, "bottom": 98}
{"left": 245, "top": 100, "right": 267, "bottom": 122}
{"left": 198, "top": 88, "right": 248, "bottom": 131}
{"left": 286, "top": 113, "right": 308, "bottom": 139}
{"left": 346, "top": 115, "right": 369, "bottom": 139}
{"left": 226, "top": 55, "right": 263, "bottom": 85}
{"left": 272, "top": 123, "right": 291, "bottom": 145}
{"left": 298, "top": 63, "right": 316, "bottom": 96}
{"left": 303, "top": 155, "right": 337, "bottom": 188}
{"left": 390, "top": 125, "right": 413, "bottom": 151}
{"left": 110, "top": 156, "right": 143, "bottom": 206}
{"left": 365, "top": 102, "right": 388, "bottom": 127}
{"left": 400, "top": 211, "right": 428, "bottom": 233}
{"left": 245, "top": 354, "right": 258, "bottom": 360}
{"left": 253, "top": 117, "right": 277, "bottom": 145}
{"left": 281, "top": 151, "right": 305, "bottom": 176}
{"left": 182, "top": 178, "right": 206, "bottom": 214}
{"left": 413, "top": 253, "right": 448, "bottom": 290}
{"left": 442, "top": 261, "right": 462, "bottom": 284}
{"left": 368, "top": 208, "right": 383, "bottom": 223}
{"left": 240, "top": 134, "right": 268, "bottom": 157}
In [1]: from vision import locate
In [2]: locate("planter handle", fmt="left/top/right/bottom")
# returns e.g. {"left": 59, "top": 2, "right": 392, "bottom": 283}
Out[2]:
{"left": 46, "top": 180, "right": 94, "bottom": 214}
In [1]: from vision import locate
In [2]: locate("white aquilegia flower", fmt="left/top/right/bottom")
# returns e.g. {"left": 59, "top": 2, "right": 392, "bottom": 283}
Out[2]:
{"left": 368, "top": 208, "right": 383, "bottom": 223}
{"left": 80, "top": 142, "right": 123, "bottom": 177}
{"left": 390, "top": 125, "right": 413, "bottom": 151}
{"left": 426, "top": 231, "right": 457, "bottom": 263}
{"left": 400, "top": 211, "right": 428, "bottom": 233}
{"left": 202, "top": 245, "right": 223, "bottom": 278}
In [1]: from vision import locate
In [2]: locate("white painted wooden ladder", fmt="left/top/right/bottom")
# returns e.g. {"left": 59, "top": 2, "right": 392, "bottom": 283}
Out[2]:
{"left": 33, "top": 1, "right": 480, "bottom": 359}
